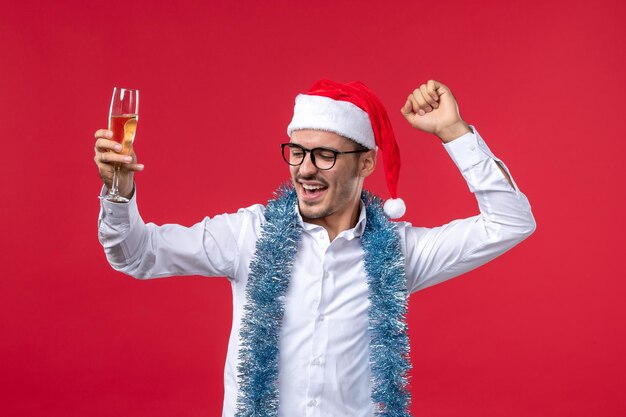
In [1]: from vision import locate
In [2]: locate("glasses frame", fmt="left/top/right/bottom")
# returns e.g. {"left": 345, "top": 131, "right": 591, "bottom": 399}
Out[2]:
{"left": 281, "top": 143, "right": 369, "bottom": 170}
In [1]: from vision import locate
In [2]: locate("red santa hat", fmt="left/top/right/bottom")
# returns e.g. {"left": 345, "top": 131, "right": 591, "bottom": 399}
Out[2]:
{"left": 287, "top": 79, "right": 406, "bottom": 219}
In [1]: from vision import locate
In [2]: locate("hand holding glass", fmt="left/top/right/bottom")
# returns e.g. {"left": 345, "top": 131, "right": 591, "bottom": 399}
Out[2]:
{"left": 102, "top": 87, "right": 139, "bottom": 202}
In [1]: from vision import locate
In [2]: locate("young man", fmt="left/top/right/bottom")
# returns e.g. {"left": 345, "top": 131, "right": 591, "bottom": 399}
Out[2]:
{"left": 94, "top": 79, "right": 535, "bottom": 417}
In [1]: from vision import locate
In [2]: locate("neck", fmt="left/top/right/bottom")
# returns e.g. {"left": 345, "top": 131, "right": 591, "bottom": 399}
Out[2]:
{"left": 301, "top": 198, "right": 361, "bottom": 242}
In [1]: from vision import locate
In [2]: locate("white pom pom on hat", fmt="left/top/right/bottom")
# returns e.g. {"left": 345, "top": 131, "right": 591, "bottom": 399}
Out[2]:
{"left": 383, "top": 198, "right": 406, "bottom": 219}
{"left": 287, "top": 79, "right": 406, "bottom": 219}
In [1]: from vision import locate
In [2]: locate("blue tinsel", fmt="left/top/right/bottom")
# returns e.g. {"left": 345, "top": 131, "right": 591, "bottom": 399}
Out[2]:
{"left": 235, "top": 185, "right": 411, "bottom": 417}
{"left": 362, "top": 191, "right": 411, "bottom": 417}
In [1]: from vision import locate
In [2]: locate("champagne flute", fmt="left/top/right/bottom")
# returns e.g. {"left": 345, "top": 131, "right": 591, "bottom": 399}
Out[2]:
{"left": 103, "top": 87, "right": 139, "bottom": 202}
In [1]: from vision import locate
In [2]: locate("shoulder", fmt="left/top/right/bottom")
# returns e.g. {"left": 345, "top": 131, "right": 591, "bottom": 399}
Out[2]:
{"left": 392, "top": 220, "right": 414, "bottom": 236}
{"left": 220, "top": 202, "right": 267, "bottom": 227}
{"left": 237, "top": 203, "right": 267, "bottom": 229}
{"left": 236, "top": 203, "right": 267, "bottom": 218}
{"left": 208, "top": 203, "right": 266, "bottom": 221}
{"left": 196, "top": 203, "right": 267, "bottom": 238}
{"left": 392, "top": 220, "right": 433, "bottom": 251}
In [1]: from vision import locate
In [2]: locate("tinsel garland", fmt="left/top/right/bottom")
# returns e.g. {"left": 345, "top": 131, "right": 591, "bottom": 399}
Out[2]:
{"left": 235, "top": 184, "right": 301, "bottom": 417}
{"left": 362, "top": 191, "right": 412, "bottom": 416}
{"left": 235, "top": 184, "right": 411, "bottom": 417}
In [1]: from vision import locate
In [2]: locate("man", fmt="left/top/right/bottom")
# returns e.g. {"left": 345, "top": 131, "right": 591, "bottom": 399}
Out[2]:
{"left": 95, "top": 79, "right": 536, "bottom": 417}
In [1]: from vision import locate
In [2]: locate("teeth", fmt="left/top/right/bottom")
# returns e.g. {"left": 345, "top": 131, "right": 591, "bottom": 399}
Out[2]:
{"left": 302, "top": 183, "right": 325, "bottom": 190}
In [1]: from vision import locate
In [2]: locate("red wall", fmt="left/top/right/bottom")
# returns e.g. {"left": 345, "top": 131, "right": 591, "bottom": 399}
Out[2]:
{"left": 1, "top": 0, "right": 625, "bottom": 416}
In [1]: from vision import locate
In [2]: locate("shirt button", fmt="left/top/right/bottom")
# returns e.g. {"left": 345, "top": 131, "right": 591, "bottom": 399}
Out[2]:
{"left": 470, "top": 144, "right": 476, "bottom": 151}
{"left": 307, "top": 399, "right": 318, "bottom": 407}
{"left": 312, "top": 357, "right": 322, "bottom": 366}
{"left": 107, "top": 209, "right": 113, "bottom": 214}
{"left": 318, "top": 314, "right": 325, "bottom": 322}
{"left": 318, "top": 232, "right": 325, "bottom": 239}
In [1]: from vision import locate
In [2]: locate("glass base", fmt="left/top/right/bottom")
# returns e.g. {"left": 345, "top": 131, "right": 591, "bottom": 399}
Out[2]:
{"left": 100, "top": 193, "right": 129, "bottom": 203}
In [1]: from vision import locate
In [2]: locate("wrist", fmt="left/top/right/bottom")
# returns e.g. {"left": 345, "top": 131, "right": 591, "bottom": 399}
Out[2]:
{"left": 436, "top": 120, "right": 471, "bottom": 143}
{"left": 120, "top": 183, "right": 135, "bottom": 200}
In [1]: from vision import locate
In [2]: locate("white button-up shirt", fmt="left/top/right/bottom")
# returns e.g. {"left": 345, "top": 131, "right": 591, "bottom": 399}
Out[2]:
{"left": 98, "top": 127, "right": 536, "bottom": 417}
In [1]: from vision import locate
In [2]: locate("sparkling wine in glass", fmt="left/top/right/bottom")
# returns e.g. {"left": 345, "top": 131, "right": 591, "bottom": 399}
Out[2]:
{"left": 103, "top": 87, "right": 139, "bottom": 202}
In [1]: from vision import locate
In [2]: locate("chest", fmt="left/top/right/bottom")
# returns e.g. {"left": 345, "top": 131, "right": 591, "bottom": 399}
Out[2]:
{"left": 281, "top": 232, "right": 370, "bottom": 332}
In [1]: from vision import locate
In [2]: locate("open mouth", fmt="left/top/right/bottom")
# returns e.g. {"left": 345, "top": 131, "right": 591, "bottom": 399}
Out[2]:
{"left": 299, "top": 182, "right": 328, "bottom": 201}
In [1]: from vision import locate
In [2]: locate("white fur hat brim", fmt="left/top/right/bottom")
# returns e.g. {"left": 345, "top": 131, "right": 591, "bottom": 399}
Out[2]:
{"left": 287, "top": 94, "right": 376, "bottom": 149}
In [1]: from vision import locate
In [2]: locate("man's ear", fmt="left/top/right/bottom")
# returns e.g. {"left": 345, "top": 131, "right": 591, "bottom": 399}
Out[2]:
{"left": 359, "top": 149, "right": 377, "bottom": 178}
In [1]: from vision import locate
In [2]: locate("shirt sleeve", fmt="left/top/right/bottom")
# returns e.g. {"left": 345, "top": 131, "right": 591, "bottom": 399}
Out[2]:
{"left": 403, "top": 125, "right": 537, "bottom": 293}
{"left": 97, "top": 187, "right": 265, "bottom": 280}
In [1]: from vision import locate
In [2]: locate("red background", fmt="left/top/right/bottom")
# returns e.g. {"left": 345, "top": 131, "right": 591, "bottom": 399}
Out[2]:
{"left": 1, "top": 0, "right": 625, "bottom": 416}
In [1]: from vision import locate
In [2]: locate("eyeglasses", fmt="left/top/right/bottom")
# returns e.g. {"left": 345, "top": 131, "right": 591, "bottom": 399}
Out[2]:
{"left": 281, "top": 143, "right": 369, "bottom": 170}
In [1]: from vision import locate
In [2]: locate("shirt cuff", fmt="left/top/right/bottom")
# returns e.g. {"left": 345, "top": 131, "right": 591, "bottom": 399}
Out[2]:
{"left": 443, "top": 125, "right": 500, "bottom": 171}
{"left": 98, "top": 185, "right": 138, "bottom": 225}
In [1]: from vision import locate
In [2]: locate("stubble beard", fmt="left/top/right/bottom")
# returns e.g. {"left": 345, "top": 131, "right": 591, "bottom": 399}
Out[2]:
{"left": 295, "top": 176, "right": 361, "bottom": 222}
{"left": 294, "top": 158, "right": 363, "bottom": 222}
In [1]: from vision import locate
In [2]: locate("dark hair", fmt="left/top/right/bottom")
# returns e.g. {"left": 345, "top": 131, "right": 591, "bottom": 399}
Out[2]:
{"left": 349, "top": 140, "right": 370, "bottom": 153}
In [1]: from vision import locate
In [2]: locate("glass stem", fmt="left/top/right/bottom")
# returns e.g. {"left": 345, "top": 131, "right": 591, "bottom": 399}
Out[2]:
{"left": 111, "top": 164, "right": 121, "bottom": 196}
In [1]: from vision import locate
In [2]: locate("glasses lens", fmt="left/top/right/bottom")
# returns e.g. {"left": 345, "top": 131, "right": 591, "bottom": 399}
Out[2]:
{"left": 282, "top": 144, "right": 305, "bottom": 166}
{"left": 311, "top": 148, "right": 336, "bottom": 170}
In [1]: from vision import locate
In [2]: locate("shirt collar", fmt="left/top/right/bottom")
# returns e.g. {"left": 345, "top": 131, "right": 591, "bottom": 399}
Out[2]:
{"left": 295, "top": 201, "right": 367, "bottom": 240}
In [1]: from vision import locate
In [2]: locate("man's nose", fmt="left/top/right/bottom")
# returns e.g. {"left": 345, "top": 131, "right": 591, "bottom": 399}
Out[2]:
{"left": 299, "top": 151, "right": 318, "bottom": 175}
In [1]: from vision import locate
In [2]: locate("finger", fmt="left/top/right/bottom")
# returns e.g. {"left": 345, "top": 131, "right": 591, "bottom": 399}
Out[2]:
{"left": 95, "top": 129, "right": 113, "bottom": 139}
{"left": 94, "top": 154, "right": 112, "bottom": 170}
{"left": 407, "top": 94, "right": 426, "bottom": 117}
{"left": 431, "top": 80, "right": 450, "bottom": 98}
{"left": 429, "top": 79, "right": 443, "bottom": 91}
{"left": 412, "top": 89, "right": 432, "bottom": 114}
{"left": 94, "top": 158, "right": 142, "bottom": 172}
{"left": 98, "top": 151, "right": 135, "bottom": 165}
{"left": 400, "top": 99, "right": 413, "bottom": 116}
{"left": 426, "top": 80, "right": 440, "bottom": 103}
{"left": 420, "top": 84, "right": 438, "bottom": 109}
{"left": 126, "top": 163, "right": 145, "bottom": 171}
{"left": 407, "top": 94, "right": 420, "bottom": 115}
{"left": 95, "top": 138, "right": 123, "bottom": 153}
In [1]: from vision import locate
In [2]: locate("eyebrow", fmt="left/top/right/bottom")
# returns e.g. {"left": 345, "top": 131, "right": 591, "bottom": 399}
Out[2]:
{"left": 288, "top": 142, "right": 342, "bottom": 152}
